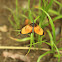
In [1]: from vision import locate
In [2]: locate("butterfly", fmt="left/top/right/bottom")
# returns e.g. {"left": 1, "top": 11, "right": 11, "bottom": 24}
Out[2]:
{"left": 20, "top": 23, "right": 44, "bottom": 35}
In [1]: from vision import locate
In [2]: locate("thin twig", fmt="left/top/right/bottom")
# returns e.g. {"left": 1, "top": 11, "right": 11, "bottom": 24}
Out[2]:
{"left": 0, "top": 46, "right": 62, "bottom": 54}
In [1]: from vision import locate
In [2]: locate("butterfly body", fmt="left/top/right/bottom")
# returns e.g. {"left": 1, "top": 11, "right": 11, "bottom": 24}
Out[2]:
{"left": 21, "top": 23, "right": 44, "bottom": 35}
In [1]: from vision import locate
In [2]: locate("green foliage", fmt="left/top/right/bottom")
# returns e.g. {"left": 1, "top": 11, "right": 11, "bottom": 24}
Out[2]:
{"left": 8, "top": 0, "right": 21, "bottom": 29}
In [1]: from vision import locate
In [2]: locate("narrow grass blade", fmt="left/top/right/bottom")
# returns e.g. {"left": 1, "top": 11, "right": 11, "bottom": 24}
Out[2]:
{"left": 36, "top": 7, "right": 56, "bottom": 42}
{"left": 16, "top": 37, "right": 30, "bottom": 42}
{"left": 10, "top": 37, "right": 30, "bottom": 42}
{"left": 34, "top": 16, "right": 40, "bottom": 23}
{"left": 54, "top": 0, "right": 62, "bottom": 7}
{"left": 56, "top": 38, "right": 62, "bottom": 45}
{"left": 20, "top": 14, "right": 28, "bottom": 19}
{"left": 44, "top": 0, "right": 53, "bottom": 12}
{"left": 26, "top": 33, "right": 34, "bottom": 55}
{"left": 8, "top": 15, "right": 15, "bottom": 28}
{"left": 53, "top": 43, "right": 60, "bottom": 62}
{"left": 37, "top": 51, "right": 53, "bottom": 62}
{"left": 49, "top": 9, "right": 60, "bottom": 15}
{"left": 16, "top": 0, "right": 18, "bottom": 16}
{"left": 42, "top": 15, "right": 62, "bottom": 28}
{"left": 47, "top": 30, "right": 54, "bottom": 51}
{"left": 28, "top": 10, "right": 33, "bottom": 22}
{"left": 53, "top": 15, "right": 62, "bottom": 22}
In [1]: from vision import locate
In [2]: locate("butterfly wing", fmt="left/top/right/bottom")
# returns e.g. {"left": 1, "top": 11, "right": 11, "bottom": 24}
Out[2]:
{"left": 21, "top": 25, "right": 32, "bottom": 34}
{"left": 34, "top": 25, "right": 43, "bottom": 35}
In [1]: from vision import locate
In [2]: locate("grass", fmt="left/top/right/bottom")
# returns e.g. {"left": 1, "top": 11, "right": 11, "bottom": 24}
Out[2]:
{"left": 37, "top": 51, "right": 53, "bottom": 62}
{"left": 7, "top": 0, "right": 62, "bottom": 62}
{"left": 7, "top": 0, "right": 20, "bottom": 29}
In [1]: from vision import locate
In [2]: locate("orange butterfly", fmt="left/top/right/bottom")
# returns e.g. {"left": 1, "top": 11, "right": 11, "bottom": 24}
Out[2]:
{"left": 20, "top": 23, "right": 44, "bottom": 35}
